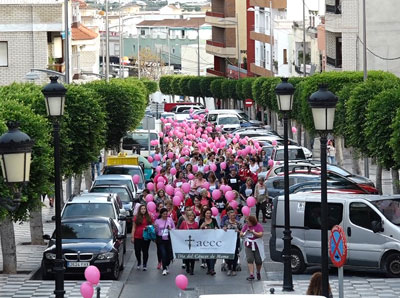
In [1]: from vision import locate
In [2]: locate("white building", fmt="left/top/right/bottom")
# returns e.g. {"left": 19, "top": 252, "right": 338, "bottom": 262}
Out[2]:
{"left": 181, "top": 43, "right": 214, "bottom": 76}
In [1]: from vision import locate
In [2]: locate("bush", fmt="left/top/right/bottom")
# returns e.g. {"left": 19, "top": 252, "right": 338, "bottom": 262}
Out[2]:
{"left": 252, "top": 77, "right": 268, "bottom": 107}
{"left": 200, "top": 77, "right": 219, "bottom": 98}
{"left": 242, "top": 78, "right": 255, "bottom": 100}
{"left": 159, "top": 75, "right": 174, "bottom": 95}
{"left": 188, "top": 77, "right": 202, "bottom": 98}
{"left": 210, "top": 78, "right": 226, "bottom": 99}
{"left": 171, "top": 76, "right": 184, "bottom": 96}
{"left": 179, "top": 76, "right": 193, "bottom": 97}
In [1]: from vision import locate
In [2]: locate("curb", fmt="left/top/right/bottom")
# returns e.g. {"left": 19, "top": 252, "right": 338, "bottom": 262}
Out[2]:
{"left": 116, "top": 248, "right": 135, "bottom": 298}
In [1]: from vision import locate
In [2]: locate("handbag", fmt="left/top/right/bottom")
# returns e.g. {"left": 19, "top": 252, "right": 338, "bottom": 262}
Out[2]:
{"left": 143, "top": 225, "right": 156, "bottom": 241}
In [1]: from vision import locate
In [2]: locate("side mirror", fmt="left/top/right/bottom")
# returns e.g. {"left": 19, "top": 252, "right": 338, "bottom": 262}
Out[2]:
{"left": 371, "top": 220, "right": 384, "bottom": 233}
{"left": 43, "top": 234, "right": 51, "bottom": 240}
{"left": 117, "top": 234, "right": 126, "bottom": 240}
{"left": 118, "top": 214, "right": 127, "bottom": 221}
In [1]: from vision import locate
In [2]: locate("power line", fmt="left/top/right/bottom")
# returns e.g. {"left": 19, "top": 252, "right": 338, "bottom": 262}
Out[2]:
{"left": 357, "top": 36, "right": 400, "bottom": 61}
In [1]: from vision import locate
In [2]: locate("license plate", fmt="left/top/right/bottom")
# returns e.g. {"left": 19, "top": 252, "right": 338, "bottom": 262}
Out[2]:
{"left": 67, "top": 262, "right": 90, "bottom": 268}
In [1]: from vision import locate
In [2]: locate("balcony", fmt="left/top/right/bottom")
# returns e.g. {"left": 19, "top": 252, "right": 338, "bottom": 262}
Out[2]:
{"left": 326, "top": 56, "right": 342, "bottom": 68}
{"left": 249, "top": 0, "right": 286, "bottom": 9}
{"left": 206, "top": 40, "right": 236, "bottom": 58}
{"left": 206, "top": 68, "right": 226, "bottom": 77}
{"left": 250, "top": 63, "right": 273, "bottom": 77}
{"left": 205, "top": 11, "right": 237, "bottom": 28}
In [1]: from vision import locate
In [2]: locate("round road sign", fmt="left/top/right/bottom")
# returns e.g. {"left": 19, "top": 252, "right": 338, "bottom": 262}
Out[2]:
{"left": 329, "top": 225, "right": 347, "bottom": 267}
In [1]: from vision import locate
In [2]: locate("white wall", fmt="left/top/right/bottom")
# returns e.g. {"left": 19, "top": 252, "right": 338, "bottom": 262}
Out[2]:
{"left": 287, "top": 0, "right": 325, "bottom": 21}
{"left": 181, "top": 43, "right": 214, "bottom": 76}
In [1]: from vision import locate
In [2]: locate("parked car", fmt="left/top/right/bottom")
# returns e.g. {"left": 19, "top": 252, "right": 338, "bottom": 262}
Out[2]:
{"left": 42, "top": 217, "right": 125, "bottom": 280}
{"left": 89, "top": 184, "right": 136, "bottom": 230}
{"left": 270, "top": 145, "right": 312, "bottom": 162}
{"left": 265, "top": 174, "right": 321, "bottom": 198}
{"left": 61, "top": 193, "right": 127, "bottom": 252}
{"left": 270, "top": 193, "right": 400, "bottom": 277}
{"left": 120, "top": 130, "right": 159, "bottom": 157}
{"left": 173, "top": 105, "right": 203, "bottom": 121}
{"left": 217, "top": 114, "right": 241, "bottom": 132}
{"left": 93, "top": 174, "right": 137, "bottom": 199}
{"left": 103, "top": 165, "right": 145, "bottom": 193}
{"left": 207, "top": 109, "right": 263, "bottom": 126}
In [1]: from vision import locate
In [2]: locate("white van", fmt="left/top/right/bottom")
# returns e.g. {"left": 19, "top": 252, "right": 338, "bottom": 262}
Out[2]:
{"left": 120, "top": 130, "right": 159, "bottom": 157}
{"left": 270, "top": 193, "right": 400, "bottom": 277}
{"left": 207, "top": 109, "right": 263, "bottom": 126}
{"left": 199, "top": 295, "right": 323, "bottom": 298}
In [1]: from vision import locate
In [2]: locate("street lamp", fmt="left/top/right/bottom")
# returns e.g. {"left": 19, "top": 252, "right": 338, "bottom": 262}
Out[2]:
{"left": 308, "top": 84, "right": 338, "bottom": 298}
{"left": 0, "top": 122, "right": 33, "bottom": 211}
{"left": 275, "top": 77, "right": 295, "bottom": 292}
{"left": 42, "top": 76, "right": 67, "bottom": 298}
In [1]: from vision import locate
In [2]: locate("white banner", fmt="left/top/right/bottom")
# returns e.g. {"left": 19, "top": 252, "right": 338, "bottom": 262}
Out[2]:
{"left": 170, "top": 230, "right": 237, "bottom": 259}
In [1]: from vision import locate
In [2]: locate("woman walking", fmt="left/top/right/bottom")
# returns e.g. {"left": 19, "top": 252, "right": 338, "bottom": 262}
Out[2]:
{"left": 199, "top": 207, "right": 219, "bottom": 275}
{"left": 254, "top": 176, "right": 268, "bottom": 223}
{"left": 131, "top": 204, "right": 152, "bottom": 271}
{"left": 223, "top": 210, "right": 242, "bottom": 276}
{"left": 179, "top": 210, "right": 199, "bottom": 275}
{"left": 240, "top": 215, "right": 264, "bottom": 281}
{"left": 155, "top": 208, "right": 175, "bottom": 275}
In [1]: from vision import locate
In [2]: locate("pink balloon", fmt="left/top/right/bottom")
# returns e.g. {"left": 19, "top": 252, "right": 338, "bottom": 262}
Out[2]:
{"left": 211, "top": 207, "right": 219, "bottom": 217}
{"left": 84, "top": 265, "right": 100, "bottom": 285}
{"left": 188, "top": 173, "right": 194, "bottom": 180}
{"left": 268, "top": 159, "right": 274, "bottom": 167}
{"left": 165, "top": 184, "right": 174, "bottom": 196}
{"left": 272, "top": 140, "right": 278, "bottom": 146}
{"left": 147, "top": 201, "right": 156, "bottom": 213}
{"left": 164, "top": 137, "right": 170, "bottom": 144}
{"left": 204, "top": 165, "right": 210, "bottom": 173}
{"left": 156, "top": 166, "right": 162, "bottom": 173}
{"left": 179, "top": 157, "right": 186, "bottom": 164}
{"left": 175, "top": 190, "right": 184, "bottom": 199}
{"left": 210, "top": 163, "right": 217, "bottom": 172}
{"left": 182, "top": 182, "right": 191, "bottom": 194}
{"left": 232, "top": 138, "right": 238, "bottom": 144}
{"left": 147, "top": 156, "right": 153, "bottom": 163}
{"left": 159, "top": 132, "right": 164, "bottom": 137}
{"left": 292, "top": 126, "right": 297, "bottom": 133}
{"left": 154, "top": 154, "right": 161, "bottom": 161}
{"left": 173, "top": 196, "right": 181, "bottom": 206}
{"left": 225, "top": 190, "right": 235, "bottom": 202}
{"left": 242, "top": 206, "right": 251, "bottom": 217}
{"left": 145, "top": 194, "right": 154, "bottom": 202}
{"left": 193, "top": 165, "right": 198, "bottom": 173}
{"left": 80, "top": 282, "right": 94, "bottom": 298}
{"left": 170, "top": 168, "right": 177, "bottom": 176}
{"left": 175, "top": 274, "right": 188, "bottom": 290}
{"left": 220, "top": 162, "right": 227, "bottom": 170}
{"left": 225, "top": 186, "right": 232, "bottom": 192}
{"left": 157, "top": 176, "right": 165, "bottom": 184}
{"left": 147, "top": 182, "right": 154, "bottom": 191}
{"left": 220, "top": 184, "right": 226, "bottom": 193}
{"left": 168, "top": 152, "right": 174, "bottom": 159}
{"left": 247, "top": 196, "right": 256, "bottom": 208}
{"left": 212, "top": 189, "right": 221, "bottom": 200}
{"left": 203, "top": 182, "right": 210, "bottom": 190}
{"left": 229, "top": 200, "right": 238, "bottom": 209}
{"left": 157, "top": 182, "right": 165, "bottom": 190}
{"left": 132, "top": 174, "right": 140, "bottom": 184}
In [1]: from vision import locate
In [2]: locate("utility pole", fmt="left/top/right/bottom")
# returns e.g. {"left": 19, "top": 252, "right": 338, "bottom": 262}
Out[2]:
{"left": 138, "top": 32, "right": 141, "bottom": 79}
{"left": 303, "top": 0, "right": 306, "bottom": 77}
{"left": 64, "top": 0, "right": 70, "bottom": 84}
{"left": 236, "top": 13, "right": 240, "bottom": 79}
{"left": 197, "top": 25, "right": 201, "bottom": 76}
{"left": 105, "top": 0, "right": 110, "bottom": 82}
{"left": 119, "top": 0, "right": 122, "bottom": 78}
{"left": 167, "top": 27, "right": 171, "bottom": 74}
{"left": 270, "top": 1, "right": 273, "bottom": 76}
{"left": 362, "top": 0, "right": 369, "bottom": 177}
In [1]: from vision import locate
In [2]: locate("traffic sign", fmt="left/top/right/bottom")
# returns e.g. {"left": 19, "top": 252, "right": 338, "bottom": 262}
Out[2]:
{"left": 244, "top": 98, "right": 254, "bottom": 107}
{"left": 329, "top": 225, "right": 347, "bottom": 267}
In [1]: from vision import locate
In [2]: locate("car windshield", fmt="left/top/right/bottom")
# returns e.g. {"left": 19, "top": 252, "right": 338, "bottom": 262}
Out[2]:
{"left": 94, "top": 179, "right": 134, "bottom": 193}
{"left": 371, "top": 199, "right": 400, "bottom": 225}
{"left": 90, "top": 187, "right": 131, "bottom": 203}
{"left": 103, "top": 168, "right": 144, "bottom": 190}
{"left": 218, "top": 117, "right": 240, "bottom": 125}
{"left": 327, "top": 164, "right": 351, "bottom": 177}
{"left": 122, "top": 132, "right": 157, "bottom": 150}
{"left": 61, "top": 222, "right": 112, "bottom": 239}
{"left": 275, "top": 149, "right": 306, "bottom": 161}
{"left": 63, "top": 203, "right": 114, "bottom": 219}
{"left": 238, "top": 112, "right": 249, "bottom": 121}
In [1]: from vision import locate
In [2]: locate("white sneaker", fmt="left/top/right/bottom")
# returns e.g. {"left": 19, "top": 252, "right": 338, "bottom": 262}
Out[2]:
{"left": 162, "top": 269, "right": 167, "bottom": 276}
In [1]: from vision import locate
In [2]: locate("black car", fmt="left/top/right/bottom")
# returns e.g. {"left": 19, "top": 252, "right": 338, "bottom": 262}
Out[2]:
{"left": 89, "top": 184, "right": 136, "bottom": 230}
{"left": 41, "top": 217, "right": 125, "bottom": 280}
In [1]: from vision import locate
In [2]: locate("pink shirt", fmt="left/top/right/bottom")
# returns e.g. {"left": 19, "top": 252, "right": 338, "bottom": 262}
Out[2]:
{"left": 242, "top": 223, "right": 263, "bottom": 248}
{"left": 155, "top": 218, "right": 175, "bottom": 240}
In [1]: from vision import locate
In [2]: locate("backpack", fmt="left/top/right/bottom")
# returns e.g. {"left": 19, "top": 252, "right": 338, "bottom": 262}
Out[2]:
{"left": 143, "top": 225, "right": 156, "bottom": 241}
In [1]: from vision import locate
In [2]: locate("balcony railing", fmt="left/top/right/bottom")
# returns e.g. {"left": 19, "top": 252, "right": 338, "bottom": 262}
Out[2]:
{"left": 207, "top": 68, "right": 225, "bottom": 76}
{"left": 326, "top": 56, "right": 342, "bottom": 68}
{"left": 326, "top": 4, "right": 341, "bottom": 14}
{"left": 206, "top": 11, "right": 225, "bottom": 18}
{"left": 206, "top": 40, "right": 226, "bottom": 48}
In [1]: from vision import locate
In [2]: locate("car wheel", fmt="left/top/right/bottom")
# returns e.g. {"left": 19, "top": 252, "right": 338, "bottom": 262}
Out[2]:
{"left": 291, "top": 248, "right": 306, "bottom": 274}
{"left": 120, "top": 252, "right": 125, "bottom": 271}
{"left": 107, "top": 259, "right": 120, "bottom": 280}
{"left": 41, "top": 262, "right": 52, "bottom": 280}
{"left": 386, "top": 253, "right": 400, "bottom": 277}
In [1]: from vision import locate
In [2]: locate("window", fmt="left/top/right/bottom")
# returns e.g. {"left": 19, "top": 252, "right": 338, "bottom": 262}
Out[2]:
{"left": 372, "top": 199, "right": 400, "bottom": 225}
{"left": 172, "top": 48, "right": 175, "bottom": 54}
{"left": 350, "top": 202, "right": 381, "bottom": 231}
{"left": 181, "top": 30, "right": 185, "bottom": 38}
{"left": 305, "top": 202, "right": 343, "bottom": 229}
{"left": 140, "top": 29, "right": 145, "bottom": 36}
{"left": 0, "top": 42, "right": 8, "bottom": 66}
{"left": 283, "top": 49, "right": 288, "bottom": 64}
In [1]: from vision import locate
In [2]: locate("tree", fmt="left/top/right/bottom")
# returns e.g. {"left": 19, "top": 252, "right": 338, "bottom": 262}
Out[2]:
{"left": 210, "top": 79, "right": 225, "bottom": 100}
{"left": 200, "top": 77, "right": 219, "bottom": 98}
{"left": 179, "top": 76, "right": 193, "bottom": 97}
{"left": 0, "top": 100, "right": 52, "bottom": 273}
{"left": 242, "top": 78, "right": 255, "bottom": 100}
{"left": 159, "top": 75, "right": 174, "bottom": 95}
{"left": 187, "top": 77, "right": 202, "bottom": 99}
{"left": 252, "top": 77, "right": 268, "bottom": 107}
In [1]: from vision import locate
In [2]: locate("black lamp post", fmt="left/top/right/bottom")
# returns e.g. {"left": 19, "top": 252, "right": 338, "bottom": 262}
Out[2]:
{"left": 0, "top": 122, "right": 34, "bottom": 211}
{"left": 308, "top": 84, "right": 338, "bottom": 298}
{"left": 42, "top": 76, "right": 66, "bottom": 298}
{"left": 275, "top": 77, "right": 295, "bottom": 292}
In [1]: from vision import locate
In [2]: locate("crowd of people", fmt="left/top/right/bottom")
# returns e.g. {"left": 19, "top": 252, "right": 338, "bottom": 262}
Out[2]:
{"left": 130, "top": 113, "right": 271, "bottom": 280}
